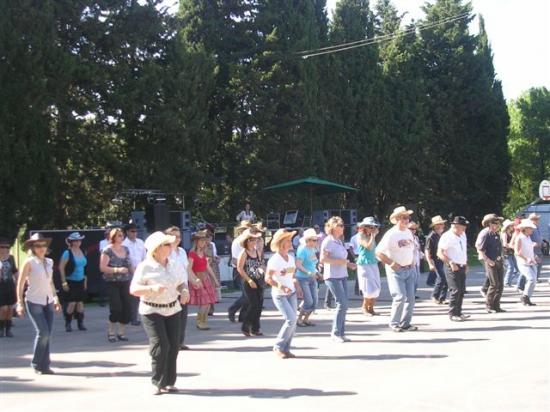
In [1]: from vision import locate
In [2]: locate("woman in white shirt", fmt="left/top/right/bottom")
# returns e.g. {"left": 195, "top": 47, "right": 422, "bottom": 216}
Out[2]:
{"left": 16, "top": 234, "right": 61, "bottom": 375}
{"left": 514, "top": 219, "right": 538, "bottom": 306}
{"left": 266, "top": 229, "right": 303, "bottom": 359}
{"left": 130, "top": 232, "right": 190, "bottom": 395}
{"left": 165, "top": 226, "right": 192, "bottom": 350}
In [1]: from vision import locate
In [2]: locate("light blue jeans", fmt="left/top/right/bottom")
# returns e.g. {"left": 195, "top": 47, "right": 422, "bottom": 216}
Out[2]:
{"left": 297, "top": 277, "right": 318, "bottom": 313}
{"left": 272, "top": 292, "right": 297, "bottom": 352}
{"left": 26, "top": 301, "right": 54, "bottom": 371}
{"left": 386, "top": 267, "right": 416, "bottom": 328}
{"left": 517, "top": 262, "right": 537, "bottom": 298}
{"left": 503, "top": 254, "right": 520, "bottom": 286}
{"left": 325, "top": 278, "right": 348, "bottom": 337}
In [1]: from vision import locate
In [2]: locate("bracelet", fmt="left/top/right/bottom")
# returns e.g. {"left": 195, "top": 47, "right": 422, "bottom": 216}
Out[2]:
{"left": 247, "top": 278, "right": 254, "bottom": 284}
{"left": 62, "top": 282, "right": 68, "bottom": 286}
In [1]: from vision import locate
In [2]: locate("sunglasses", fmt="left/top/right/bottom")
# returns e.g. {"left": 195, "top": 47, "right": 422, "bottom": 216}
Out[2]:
{"left": 34, "top": 244, "right": 48, "bottom": 249}
{"left": 128, "top": 230, "right": 137, "bottom": 233}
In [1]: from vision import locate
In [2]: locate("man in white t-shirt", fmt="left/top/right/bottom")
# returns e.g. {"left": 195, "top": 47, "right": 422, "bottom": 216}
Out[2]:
{"left": 123, "top": 223, "right": 146, "bottom": 325}
{"left": 375, "top": 206, "right": 417, "bottom": 332}
{"left": 437, "top": 216, "right": 470, "bottom": 322}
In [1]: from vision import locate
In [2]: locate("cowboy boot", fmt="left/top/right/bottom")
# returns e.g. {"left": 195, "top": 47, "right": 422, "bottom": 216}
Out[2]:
{"left": 367, "top": 298, "right": 378, "bottom": 316}
{"left": 5, "top": 320, "right": 13, "bottom": 337}
{"left": 65, "top": 313, "right": 73, "bottom": 332}
{"left": 362, "top": 299, "right": 369, "bottom": 314}
{"left": 76, "top": 312, "right": 87, "bottom": 331}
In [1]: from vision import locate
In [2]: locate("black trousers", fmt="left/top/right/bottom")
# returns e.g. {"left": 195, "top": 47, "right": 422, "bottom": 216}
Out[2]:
{"left": 142, "top": 311, "right": 182, "bottom": 388}
{"left": 242, "top": 282, "right": 263, "bottom": 333}
{"left": 228, "top": 268, "right": 248, "bottom": 321}
{"left": 485, "top": 259, "right": 504, "bottom": 310}
{"left": 179, "top": 303, "right": 188, "bottom": 345}
{"left": 445, "top": 266, "right": 466, "bottom": 317}
{"left": 106, "top": 281, "right": 132, "bottom": 324}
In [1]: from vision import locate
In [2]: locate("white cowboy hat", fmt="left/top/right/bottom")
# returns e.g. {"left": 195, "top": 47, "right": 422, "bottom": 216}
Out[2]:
{"left": 144, "top": 231, "right": 176, "bottom": 257}
{"left": 430, "top": 215, "right": 447, "bottom": 227}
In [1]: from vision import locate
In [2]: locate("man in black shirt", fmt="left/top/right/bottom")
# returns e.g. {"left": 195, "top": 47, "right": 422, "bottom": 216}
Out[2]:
{"left": 476, "top": 214, "right": 505, "bottom": 313}
{"left": 425, "top": 216, "right": 448, "bottom": 304}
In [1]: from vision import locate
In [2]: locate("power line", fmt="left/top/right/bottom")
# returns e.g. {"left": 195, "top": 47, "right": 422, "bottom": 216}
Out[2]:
{"left": 299, "top": 12, "right": 470, "bottom": 59}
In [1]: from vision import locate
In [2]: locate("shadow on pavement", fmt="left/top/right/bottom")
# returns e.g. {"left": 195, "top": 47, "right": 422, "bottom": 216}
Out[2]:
{"left": 171, "top": 387, "right": 357, "bottom": 398}
{"left": 297, "top": 354, "right": 448, "bottom": 361}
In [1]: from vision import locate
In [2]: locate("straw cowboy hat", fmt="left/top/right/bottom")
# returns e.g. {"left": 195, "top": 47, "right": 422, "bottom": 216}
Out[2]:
{"left": 144, "top": 231, "right": 176, "bottom": 257}
{"left": 518, "top": 219, "right": 537, "bottom": 230}
{"left": 235, "top": 220, "right": 253, "bottom": 236}
{"left": 528, "top": 212, "right": 541, "bottom": 221}
{"left": 407, "top": 221, "right": 419, "bottom": 230}
{"left": 270, "top": 229, "right": 297, "bottom": 252}
{"left": 239, "top": 228, "right": 263, "bottom": 248}
{"left": 502, "top": 219, "right": 514, "bottom": 230}
{"left": 23, "top": 233, "right": 52, "bottom": 251}
{"left": 430, "top": 215, "right": 447, "bottom": 227}
{"left": 389, "top": 206, "right": 413, "bottom": 224}
{"left": 191, "top": 230, "right": 209, "bottom": 241}
{"left": 482, "top": 213, "right": 504, "bottom": 227}
{"left": 358, "top": 217, "right": 380, "bottom": 227}
{"left": 252, "top": 222, "right": 266, "bottom": 233}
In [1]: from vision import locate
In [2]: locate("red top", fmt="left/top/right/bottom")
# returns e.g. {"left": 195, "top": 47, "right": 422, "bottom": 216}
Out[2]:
{"left": 189, "top": 251, "right": 208, "bottom": 272}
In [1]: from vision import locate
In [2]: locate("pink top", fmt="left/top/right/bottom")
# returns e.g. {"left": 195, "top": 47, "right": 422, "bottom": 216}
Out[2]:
{"left": 189, "top": 251, "right": 208, "bottom": 272}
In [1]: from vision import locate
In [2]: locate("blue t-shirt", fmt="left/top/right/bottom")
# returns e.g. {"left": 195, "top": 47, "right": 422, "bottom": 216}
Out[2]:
{"left": 356, "top": 242, "right": 378, "bottom": 265}
{"left": 62, "top": 250, "right": 87, "bottom": 281}
{"left": 295, "top": 245, "right": 318, "bottom": 278}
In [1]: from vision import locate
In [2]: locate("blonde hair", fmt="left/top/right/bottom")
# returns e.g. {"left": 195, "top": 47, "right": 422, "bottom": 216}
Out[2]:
{"left": 325, "top": 216, "right": 344, "bottom": 236}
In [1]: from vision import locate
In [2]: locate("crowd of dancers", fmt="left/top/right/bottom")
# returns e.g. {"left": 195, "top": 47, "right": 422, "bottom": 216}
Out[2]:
{"left": 0, "top": 205, "right": 544, "bottom": 394}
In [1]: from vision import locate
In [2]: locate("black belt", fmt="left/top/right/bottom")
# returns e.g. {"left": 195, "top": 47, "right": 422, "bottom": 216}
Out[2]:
{"left": 143, "top": 300, "right": 178, "bottom": 308}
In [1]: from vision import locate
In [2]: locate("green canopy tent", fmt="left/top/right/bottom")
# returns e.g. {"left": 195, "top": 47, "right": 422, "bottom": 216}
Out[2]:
{"left": 262, "top": 176, "right": 358, "bottom": 216}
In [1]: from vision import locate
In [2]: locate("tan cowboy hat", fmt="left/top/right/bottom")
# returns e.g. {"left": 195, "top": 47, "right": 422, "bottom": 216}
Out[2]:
{"left": 528, "top": 212, "right": 541, "bottom": 221}
{"left": 518, "top": 218, "right": 537, "bottom": 230}
{"left": 23, "top": 233, "right": 52, "bottom": 251}
{"left": 235, "top": 220, "right": 252, "bottom": 236}
{"left": 482, "top": 213, "right": 504, "bottom": 227}
{"left": 270, "top": 229, "right": 297, "bottom": 252}
{"left": 239, "top": 229, "right": 262, "bottom": 248}
{"left": 430, "top": 215, "right": 447, "bottom": 227}
{"left": 191, "top": 230, "right": 209, "bottom": 241}
{"left": 389, "top": 206, "right": 413, "bottom": 224}
{"left": 252, "top": 222, "right": 266, "bottom": 233}
{"left": 407, "top": 221, "right": 419, "bottom": 230}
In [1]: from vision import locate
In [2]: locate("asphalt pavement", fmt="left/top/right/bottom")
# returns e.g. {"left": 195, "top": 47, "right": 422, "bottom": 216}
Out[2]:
{"left": 1, "top": 262, "right": 549, "bottom": 412}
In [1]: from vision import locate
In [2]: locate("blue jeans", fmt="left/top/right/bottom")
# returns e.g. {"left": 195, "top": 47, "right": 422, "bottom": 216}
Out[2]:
{"left": 26, "top": 301, "right": 54, "bottom": 371}
{"left": 517, "top": 263, "right": 537, "bottom": 298}
{"left": 503, "top": 254, "right": 520, "bottom": 286}
{"left": 325, "top": 278, "right": 348, "bottom": 337}
{"left": 386, "top": 267, "right": 416, "bottom": 328}
{"left": 297, "top": 277, "right": 318, "bottom": 313}
{"left": 272, "top": 292, "right": 297, "bottom": 352}
{"left": 432, "top": 259, "right": 448, "bottom": 301}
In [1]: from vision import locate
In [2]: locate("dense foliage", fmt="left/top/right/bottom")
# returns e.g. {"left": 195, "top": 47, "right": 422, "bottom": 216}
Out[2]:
{"left": 1, "top": 0, "right": 514, "bottom": 238}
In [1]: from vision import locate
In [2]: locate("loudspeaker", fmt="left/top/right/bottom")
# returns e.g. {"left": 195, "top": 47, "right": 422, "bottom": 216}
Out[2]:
{"left": 130, "top": 211, "right": 147, "bottom": 239}
{"left": 312, "top": 210, "right": 330, "bottom": 227}
{"left": 153, "top": 203, "right": 170, "bottom": 231}
{"left": 283, "top": 210, "right": 304, "bottom": 227}
{"left": 340, "top": 209, "right": 358, "bottom": 225}
{"left": 266, "top": 212, "right": 281, "bottom": 230}
{"left": 169, "top": 211, "right": 191, "bottom": 230}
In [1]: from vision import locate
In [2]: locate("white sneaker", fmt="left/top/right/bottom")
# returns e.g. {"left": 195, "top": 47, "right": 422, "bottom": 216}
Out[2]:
{"left": 342, "top": 336, "right": 351, "bottom": 342}
{"left": 331, "top": 335, "right": 346, "bottom": 343}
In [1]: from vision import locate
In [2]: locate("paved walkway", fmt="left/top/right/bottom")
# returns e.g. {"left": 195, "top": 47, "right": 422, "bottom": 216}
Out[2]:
{"left": 1, "top": 263, "right": 549, "bottom": 412}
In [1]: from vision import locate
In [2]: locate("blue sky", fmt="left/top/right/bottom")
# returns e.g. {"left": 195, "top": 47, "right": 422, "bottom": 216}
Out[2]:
{"left": 327, "top": 0, "right": 550, "bottom": 100}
